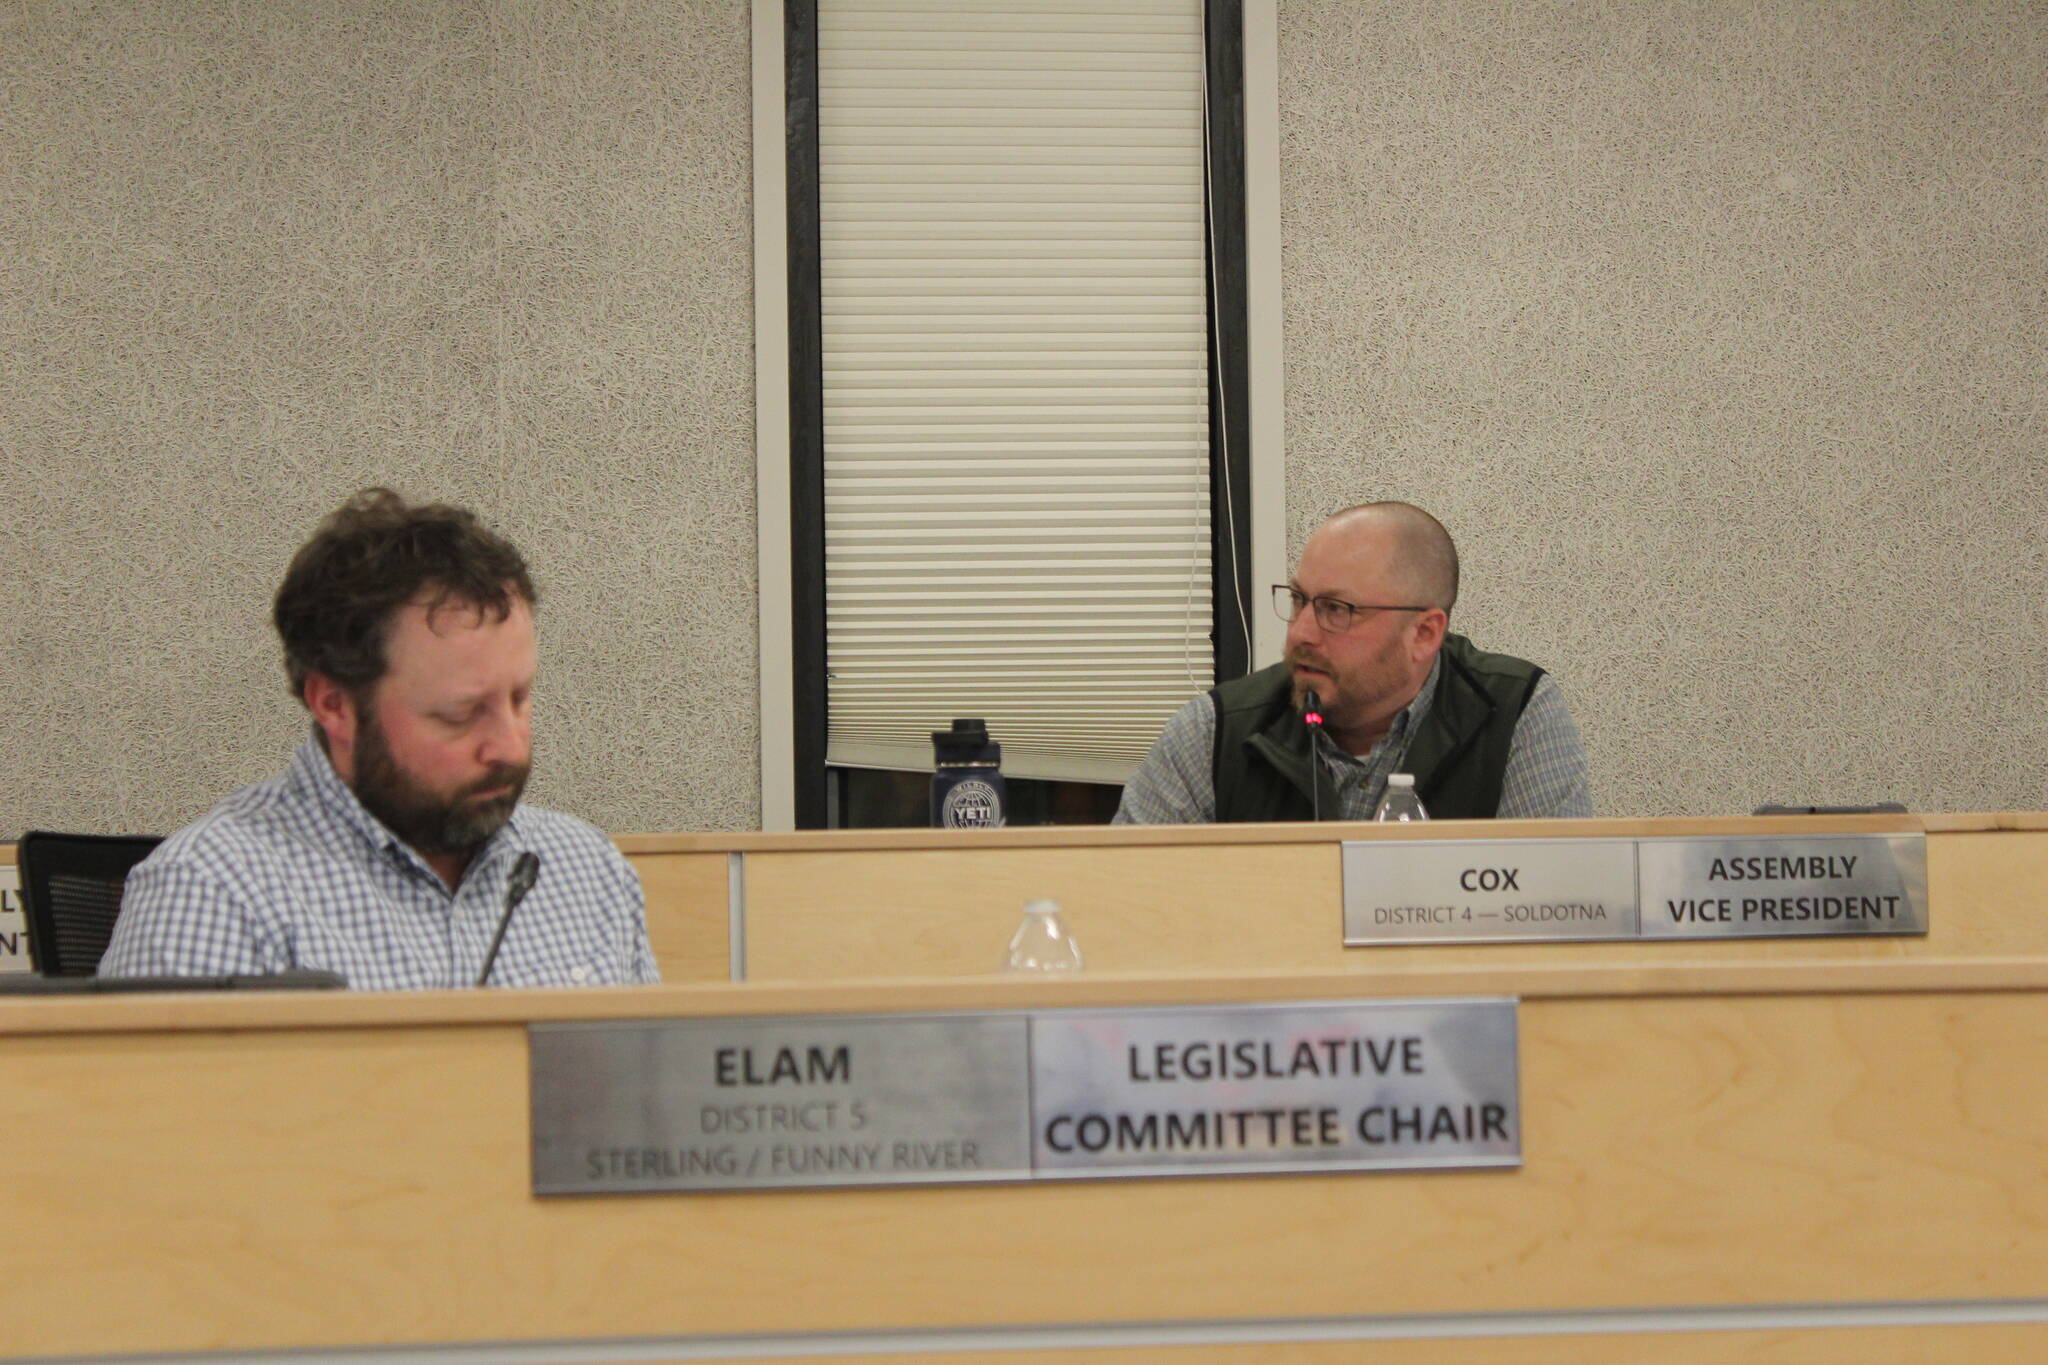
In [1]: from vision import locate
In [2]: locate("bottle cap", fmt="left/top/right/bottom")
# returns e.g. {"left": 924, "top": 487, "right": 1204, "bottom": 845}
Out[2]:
{"left": 1023, "top": 899, "right": 1061, "bottom": 916}
{"left": 932, "top": 717, "right": 1001, "bottom": 767}
{"left": 1388, "top": 773, "right": 1415, "bottom": 787}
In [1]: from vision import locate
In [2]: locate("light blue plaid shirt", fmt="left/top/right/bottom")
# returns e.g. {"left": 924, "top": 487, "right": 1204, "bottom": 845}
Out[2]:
{"left": 1115, "top": 657, "right": 1593, "bottom": 824}
{"left": 102, "top": 737, "right": 660, "bottom": 989}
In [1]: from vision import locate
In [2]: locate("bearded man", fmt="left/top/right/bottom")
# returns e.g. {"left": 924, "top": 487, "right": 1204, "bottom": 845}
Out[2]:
{"left": 1115, "top": 502, "right": 1591, "bottom": 824}
{"left": 101, "top": 490, "right": 658, "bottom": 988}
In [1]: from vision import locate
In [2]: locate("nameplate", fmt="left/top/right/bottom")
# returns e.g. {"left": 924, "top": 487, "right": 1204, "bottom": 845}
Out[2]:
{"left": 1343, "top": 839, "right": 1638, "bottom": 943}
{"left": 1638, "top": 835, "right": 1928, "bottom": 938}
{"left": 530, "top": 998, "right": 1520, "bottom": 1194}
{"left": 1344, "top": 833, "right": 1927, "bottom": 944}
{"left": 531, "top": 1014, "right": 1032, "bottom": 1193}
{"left": 1029, "top": 1000, "right": 1519, "bottom": 1179}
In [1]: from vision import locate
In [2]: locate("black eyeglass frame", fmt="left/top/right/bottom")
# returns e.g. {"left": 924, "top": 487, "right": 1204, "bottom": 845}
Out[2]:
{"left": 1271, "top": 583, "right": 1434, "bottom": 634}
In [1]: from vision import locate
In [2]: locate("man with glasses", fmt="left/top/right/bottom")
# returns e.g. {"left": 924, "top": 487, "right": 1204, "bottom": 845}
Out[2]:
{"left": 1115, "top": 502, "right": 1591, "bottom": 823}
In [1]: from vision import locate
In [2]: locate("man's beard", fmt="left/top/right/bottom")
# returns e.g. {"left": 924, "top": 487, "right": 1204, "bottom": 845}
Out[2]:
{"left": 1288, "top": 646, "right": 1345, "bottom": 717}
{"left": 351, "top": 709, "right": 529, "bottom": 856}
{"left": 1287, "top": 637, "right": 1406, "bottom": 732}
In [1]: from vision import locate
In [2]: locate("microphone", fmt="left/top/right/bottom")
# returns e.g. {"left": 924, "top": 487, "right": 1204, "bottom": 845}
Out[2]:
{"left": 476, "top": 851, "right": 541, "bottom": 988}
{"left": 1303, "top": 689, "right": 1324, "bottom": 823}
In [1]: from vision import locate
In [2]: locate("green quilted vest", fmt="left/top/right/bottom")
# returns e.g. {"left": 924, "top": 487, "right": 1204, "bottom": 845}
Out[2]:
{"left": 1209, "top": 635, "right": 1544, "bottom": 822}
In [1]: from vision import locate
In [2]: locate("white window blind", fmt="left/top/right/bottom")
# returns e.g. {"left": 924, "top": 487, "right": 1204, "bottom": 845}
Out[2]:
{"left": 818, "top": 0, "right": 1213, "bottom": 785}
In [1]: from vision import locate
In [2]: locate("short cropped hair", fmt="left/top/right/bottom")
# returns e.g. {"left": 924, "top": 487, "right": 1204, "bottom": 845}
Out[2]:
{"left": 274, "top": 488, "right": 536, "bottom": 697}
{"left": 1338, "top": 501, "right": 1460, "bottom": 613}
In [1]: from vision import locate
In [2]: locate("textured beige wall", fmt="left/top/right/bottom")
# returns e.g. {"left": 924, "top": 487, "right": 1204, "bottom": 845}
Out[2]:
{"left": 5, "top": 1, "right": 2044, "bottom": 836}
{"left": 1278, "top": 0, "right": 2047, "bottom": 815}
{"left": 0, "top": 1, "right": 757, "bottom": 835}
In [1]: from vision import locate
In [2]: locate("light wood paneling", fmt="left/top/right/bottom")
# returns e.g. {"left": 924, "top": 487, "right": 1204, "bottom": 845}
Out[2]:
{"left": 743, "top": 841, "right": 1337, "bottom": 977}
{"left": 729, "top": 823, "right": 2048, "bottom": 982}
{"left": 5, "top": 973, "right": 2048, "bottom": 1357}
{"left": 618, "top": 810, "right": 2046, "bottom": 856}
{"left": 633, "top": 849, "right": 729, "bottom": 981}
{"left": 12, "top": 959, "right": 2048, "bottom": 1037}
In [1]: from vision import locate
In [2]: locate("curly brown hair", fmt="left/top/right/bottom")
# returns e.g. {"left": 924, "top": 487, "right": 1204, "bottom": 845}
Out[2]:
{"left": 273, "top": 488, "right": 537, "bottom": 698}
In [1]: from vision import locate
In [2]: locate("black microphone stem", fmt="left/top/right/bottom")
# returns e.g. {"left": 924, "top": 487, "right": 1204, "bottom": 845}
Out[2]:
{"left": 477, "top": 851, "right": 541, "bottom": 988}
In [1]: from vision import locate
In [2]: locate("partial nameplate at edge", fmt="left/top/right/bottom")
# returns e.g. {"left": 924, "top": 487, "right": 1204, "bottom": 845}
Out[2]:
{"left": 530, "top": 1014, "right": 1032, "bottom": 1194}
{"left": 1637, "top": 833, "right": 1929, "bottom": 939}
{"left": 1343, "top": 838, "right": 1640, "bottom": 944}
{"left": 0, "top": 865, "right": 25, "bottom": 974}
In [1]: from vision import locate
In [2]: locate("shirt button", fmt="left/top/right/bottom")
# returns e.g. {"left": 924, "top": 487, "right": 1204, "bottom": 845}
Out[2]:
{"left": 570, "top": 965, "right": 590, "bottom": 983}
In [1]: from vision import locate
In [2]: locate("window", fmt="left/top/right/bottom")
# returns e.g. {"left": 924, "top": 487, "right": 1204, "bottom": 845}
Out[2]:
{"left": 757, "top": 0, "right": 1278, "bottom": 829}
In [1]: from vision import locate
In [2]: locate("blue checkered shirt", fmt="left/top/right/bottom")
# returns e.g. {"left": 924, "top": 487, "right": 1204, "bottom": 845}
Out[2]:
{"left": 1114, "top": 657, "right": 1593, "bottom": 824}
{"left": 101, "top": 737, "right": 660, "bottom": 989}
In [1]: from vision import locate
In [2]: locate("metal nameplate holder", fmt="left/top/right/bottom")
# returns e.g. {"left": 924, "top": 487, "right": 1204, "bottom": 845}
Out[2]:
{"left": 530, "top": 997, "right": 1520, "bottom": 1196}
{"left": 1343, "top": 832, "right": 1929, "bottom": 945}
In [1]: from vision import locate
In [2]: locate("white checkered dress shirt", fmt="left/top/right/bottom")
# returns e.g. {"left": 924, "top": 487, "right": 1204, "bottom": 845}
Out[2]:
{"left": 101, "top": 737, "right": 660, "bottom": 989}
{"left": 1115, "top": 657, "right": 1593, "bottom": 824}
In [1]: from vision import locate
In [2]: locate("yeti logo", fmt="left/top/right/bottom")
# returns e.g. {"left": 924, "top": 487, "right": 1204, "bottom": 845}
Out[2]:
{"left": 940, "top": 778, "right": 1004, "bottom": 828}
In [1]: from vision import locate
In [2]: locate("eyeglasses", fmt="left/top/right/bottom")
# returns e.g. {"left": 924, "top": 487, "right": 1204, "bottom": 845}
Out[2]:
{"left": 1271, "top": 584, "right": 1431, "bottom": 634}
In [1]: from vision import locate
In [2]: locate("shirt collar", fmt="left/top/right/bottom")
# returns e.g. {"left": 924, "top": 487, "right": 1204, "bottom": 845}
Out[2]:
{"left": 287, "top": 732, "right": 529, "bottom": 884}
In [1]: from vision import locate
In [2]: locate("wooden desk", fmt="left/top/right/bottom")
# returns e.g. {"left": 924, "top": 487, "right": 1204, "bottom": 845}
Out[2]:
{"left": 9, "top": 814, "right": 2045, "bottom": 988}
{"left": 4, "top": 960, "right": 2048, "bottom": 1361}
{"left": 623, "top": 812, "right": 2048, "bottom": 982}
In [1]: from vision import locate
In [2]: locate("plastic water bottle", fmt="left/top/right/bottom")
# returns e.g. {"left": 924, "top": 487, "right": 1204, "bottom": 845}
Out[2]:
{"left": 1003, "top": 899, "right": 1082, "bottom": 973}
{"left": 1373, "top": 773, "right": 1429, "bottom": 822}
